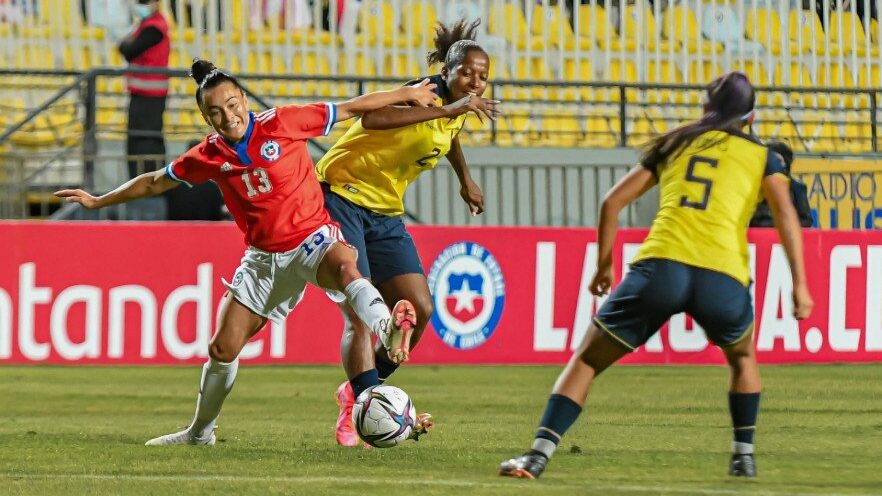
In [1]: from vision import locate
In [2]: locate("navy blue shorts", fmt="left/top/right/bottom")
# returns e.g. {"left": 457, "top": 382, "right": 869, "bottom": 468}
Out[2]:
{"left": 321, "top": 183, "right": 424, "bottom": 285}
{"left": 594, "top": 259, "right": 754, "bottom": 350}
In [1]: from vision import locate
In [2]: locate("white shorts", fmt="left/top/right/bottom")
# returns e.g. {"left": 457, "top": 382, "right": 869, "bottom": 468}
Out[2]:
{"left": 223, "top": 224, "right": 351, "bottom": 323}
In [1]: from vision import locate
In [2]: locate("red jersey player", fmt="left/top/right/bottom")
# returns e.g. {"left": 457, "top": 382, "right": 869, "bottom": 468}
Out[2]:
{"left": 54, "top": 59, "right": 438, "bottom": 446}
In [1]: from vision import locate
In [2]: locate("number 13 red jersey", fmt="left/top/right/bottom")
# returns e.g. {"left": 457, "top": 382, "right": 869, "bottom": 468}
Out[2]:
{"left": 166, "top": 103, "right": 338, "bottom": 252}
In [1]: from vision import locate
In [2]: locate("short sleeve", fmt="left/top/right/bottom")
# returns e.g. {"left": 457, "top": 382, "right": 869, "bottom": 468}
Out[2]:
{"left": 276, "top": 103, "right": 336, "bottom": 140}
{"left": 764, "top": 151, "right": 788, "bottom": 178}
{"left": 165, "top": 144, "right": 214, "bottom": 186}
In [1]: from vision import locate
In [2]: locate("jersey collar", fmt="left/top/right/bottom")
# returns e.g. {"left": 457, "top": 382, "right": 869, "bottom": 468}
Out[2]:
{"left": 222, "top": 112, "right": 255, "bottom": 166}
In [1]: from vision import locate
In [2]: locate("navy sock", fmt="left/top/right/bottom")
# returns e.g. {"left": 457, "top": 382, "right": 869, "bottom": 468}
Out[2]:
{"left": 531, "top": 394, "right": 583, "bottom": 459}
{"left": 375, "top": 358, "right": 399, "bottom": 383}
{"left": 350, "top": 369, "right": 380, "bottom": 399}
{"left": 729, "top": 392, "right": 761, "bottom": 450}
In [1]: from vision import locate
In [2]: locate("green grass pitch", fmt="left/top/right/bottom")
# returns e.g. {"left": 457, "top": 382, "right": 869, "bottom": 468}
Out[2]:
{"left": 2, "top": 364, "right": 881, "bottom": 495}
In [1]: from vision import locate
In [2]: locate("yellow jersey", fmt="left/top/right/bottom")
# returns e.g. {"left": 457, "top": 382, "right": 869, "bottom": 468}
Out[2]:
{"left": 316, "top": 79, "right": 467, "bottom": 216}
{"left": 633, "top": 130, "right": 786, "bottom": 285}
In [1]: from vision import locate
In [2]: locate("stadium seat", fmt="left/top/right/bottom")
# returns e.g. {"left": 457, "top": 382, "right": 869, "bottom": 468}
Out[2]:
{"left": 622, "top": 5, "right": 676, "bottom": 51}
{"left": 401, "top": 1, "right": 439, "bottom": 47}
{"left": 583, "top": 115, "right": 619, "bottom": 148}
{"left": 561, "top": 57, "right": 598, "bottom": 102}
{"left": 816, "top": 63, "right": 858, "bottom": 107}
{"left": 802, "top": 113, "right": 839, "bottom": 152}
{"left": 773, "top": 61, "right": 814, "bottom": 106}
{"left": 509, "top": 56, "right": 555, "bottom": 100}
{"left": 756, "top": 110, "right": 804, "bottom": 151}
{"left": 645, "top": 59, "right": 684, "bottom": 103}
{"left": 489, "top": 3, "right": 544, "bottom": 50}
{"left": 662, "top": 6, "right": 723, "bottom": 55}
{"left": 357, "top": 0, "right": 411, "bottom": 48}
{"left": 829, "top": 11, "right": 878, "bottom": 56}
{"left": 788, "top": 10, "right": 836, "bottom": 55}
{"left": 542, "top": 109, "right": 582, "bottom": 147}
{"left": 745, "top": 8, "right": 789, "bottom": 55}
{"left": 842, "top": 111, "right": 873, "bottom": 152}
{"left": 458, "top": 113, "right": 490, "bottom": 146}
{"left": 384, "top": 54, "right": 420, "bottom": 80}
{"left": 687, "top": 60, "right": 724, "bottom": 101}
{"left": 603, "top": 59, "right": 638, "bottom": 102}
{"left": 531, "top": 4, "right": 591, "bottom": 50}
{"left": 577, "top": 4, "right": 636, "bottom": 51}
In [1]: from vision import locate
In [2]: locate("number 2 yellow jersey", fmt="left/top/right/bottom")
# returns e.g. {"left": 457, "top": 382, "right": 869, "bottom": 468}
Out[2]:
{"left": 315, "top": 76, "right": 467, "bottom": 216}
{"left": 633, "top": 130, "right": 786, "bottom": 285}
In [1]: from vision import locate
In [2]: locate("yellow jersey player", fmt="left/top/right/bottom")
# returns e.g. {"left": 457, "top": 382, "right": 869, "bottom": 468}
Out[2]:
{"left": 499, "top": 72, "right": 813, "bottom": 479}
{"left": 315, "top": 19, "right": 500, "bottom": 447}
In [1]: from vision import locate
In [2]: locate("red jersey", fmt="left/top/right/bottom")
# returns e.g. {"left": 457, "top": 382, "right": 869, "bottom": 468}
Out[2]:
{"left": 166, "top": 103, "right": 337, "bottom": 252}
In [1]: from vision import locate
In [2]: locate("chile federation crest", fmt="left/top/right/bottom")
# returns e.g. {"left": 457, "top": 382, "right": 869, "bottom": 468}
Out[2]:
{"left": 427, "top": 241, "right": 505, "bottom": 350}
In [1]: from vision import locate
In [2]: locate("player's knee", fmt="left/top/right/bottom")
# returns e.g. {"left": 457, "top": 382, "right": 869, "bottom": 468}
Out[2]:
{"left": 208, "top": 341, "right": 239, "bottom": 363}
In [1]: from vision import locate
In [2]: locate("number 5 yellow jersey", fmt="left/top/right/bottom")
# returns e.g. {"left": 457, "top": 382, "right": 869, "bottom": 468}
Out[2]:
{"left": 315, "top": 99, "right": 467, "bottom": 216}
{"left": 633, "top": 130, "right": 787, "bottom": 286}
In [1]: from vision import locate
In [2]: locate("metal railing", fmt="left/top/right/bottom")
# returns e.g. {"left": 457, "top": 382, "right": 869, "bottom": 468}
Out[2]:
{"left": 2, "top": 0, "right": 882, "bottom": 98}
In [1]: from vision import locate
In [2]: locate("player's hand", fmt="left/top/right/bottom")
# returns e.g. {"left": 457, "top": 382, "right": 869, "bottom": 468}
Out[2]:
{"left": 405, "top": 78, "right": 438, "bottom": 107}
{"left": 446, "top": 94, "right": 501, "bottom": 122}
{"left": 54, "top": 189, "right": 101, "bottom": 209}
{"left": 589, "top": 263, "right": 614, "bottom": 297}
{"left": 792, "top": 283, "right": 813, "bottom": 320}
{"left": 460, "top": 178, "right": 484, "bottom": 216}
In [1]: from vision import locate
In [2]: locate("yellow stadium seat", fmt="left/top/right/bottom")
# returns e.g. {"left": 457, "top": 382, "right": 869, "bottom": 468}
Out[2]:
{"left": 584, "top": 116, "right": 619, "bottom": 148}
{"left": 458, "top": 114, "right": 490, "bottom": 147}
{"left": 687, "top": 60, "right": 724, "bottom": 103}
{"left": 829, "top": 11, "right": 878, "bottom": 56}
{"left": 745, "top": 8, "right": 789, "bottom": 55}
{"left": 857, "top": 64, "right": 881, "bottom": 87}
{"left": 872, "top": 18, "right": 881, "bottom": 44}
{"left": 531, "top": 4, "right": 591, "bottom": 50}
{"left": 543, "top": 110, "right": 582, "bottom": 147}
{"left": 489, "top": 3, "right": 544, "bottom": 50}
{"left": 561, "top": 58, "right": 598, "bottom": 102}
{"left": 662, "top": 6, "right": 723, "bottom": 55}
{"left": 578, "top": 4, "right": 636, "bottom": 51}
{"left": 622, "top": 5, "right": 676, "bottom": 51}
{"left": 402, "top": 1, "right": 438, "bottom": 47}
{"left": 357, "top": 0, "right": 411, "bottom": 48}
{"left": 843, "top": 111, "right": 872, "bottom": 152}
{"left": 385, "top": 54, "right": 421, "bottom": 80}
{"left": 773, "top": 62, "right": 814, "bottom": 106}
{"left": 509, "top": 56, "right": 555, "bottom": 100}
{"left": 604, "top": 59, "right": 638, "bottom": 102}
{"left": 817, "top": 63, "right": 858, "bottom": 107}
{"left": 788, "top": 10, "right": 836, "bottom": 55}
{"left": 645, "top": 60, "right": 684, "bottom": 103}
{"left": 757, "top": 110, "right": 804, "bottom": 151}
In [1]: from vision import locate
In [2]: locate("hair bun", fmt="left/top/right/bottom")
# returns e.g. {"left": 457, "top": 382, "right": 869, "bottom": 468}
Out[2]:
{"left": 190, "top": 58, "right": 217, "bottom": 86}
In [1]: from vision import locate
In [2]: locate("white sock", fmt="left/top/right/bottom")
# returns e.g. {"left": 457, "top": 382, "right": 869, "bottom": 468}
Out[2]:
{"left": 531, "top": 437, "right": 557, "bottom": 459}
{"left": 189, "top": 357, "right": 239, "bottom": 438}
{"left": 732, "top": 441, "right": 754, "bottom": 455}
{"left": 344, "top": 279, "right": 392, "bottom": 338}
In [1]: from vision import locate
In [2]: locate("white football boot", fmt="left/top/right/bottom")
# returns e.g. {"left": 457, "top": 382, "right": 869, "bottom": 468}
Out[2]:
{"left": 145, "top": 428, "right": 216, "bottom": 446}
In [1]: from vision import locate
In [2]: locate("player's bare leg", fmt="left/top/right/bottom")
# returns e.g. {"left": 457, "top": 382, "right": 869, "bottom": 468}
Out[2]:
{"left": 146, "top": 293, "right": 265, "bottom": 446}
{"left": 500, "top": 323, "right": 627, "bottom": 479}
{"left": 317, "top": 244, "right": 416, "bottom": 361}
{"left": 721, "top": 326, "right": 761, "bottom": 477}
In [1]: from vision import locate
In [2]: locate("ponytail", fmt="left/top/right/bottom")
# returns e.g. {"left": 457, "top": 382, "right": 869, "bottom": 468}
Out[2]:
{"left": 427, "top": 19, "right": 484, "bottom": 69}
{"left": 641, "top": 72, "right": 755, "bottom": 172}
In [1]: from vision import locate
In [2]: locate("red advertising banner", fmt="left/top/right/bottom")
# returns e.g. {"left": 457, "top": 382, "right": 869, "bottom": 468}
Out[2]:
{"left": 1, "top": 222, "right": 881, "bottom": 365}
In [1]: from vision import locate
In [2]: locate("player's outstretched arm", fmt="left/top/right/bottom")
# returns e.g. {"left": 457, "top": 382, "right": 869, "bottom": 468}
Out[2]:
{"left": 361, "top": 93, "right": 501, "bottom": 130}
{"left": 762, "top": 173, "right": 813, "bottom": 320}
{"left": 54, "top": 169, "right": 179, "bottom": 209}
{"left": 446, "top": 136, "right": 483, "bottom": 216}
{"left": 334, "top": 78, "right": 439, "bottom": 122}
{"left": 591, "top": 165, "right": 657, "bottom": 296}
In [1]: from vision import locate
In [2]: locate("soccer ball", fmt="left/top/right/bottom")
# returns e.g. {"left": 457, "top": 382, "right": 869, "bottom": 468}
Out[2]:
{"left": 352, "top": 385, "right": 416, "bottom": 448}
